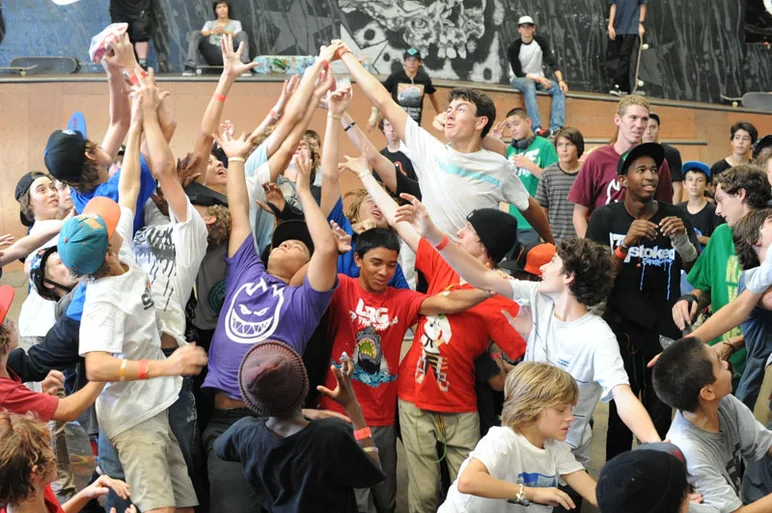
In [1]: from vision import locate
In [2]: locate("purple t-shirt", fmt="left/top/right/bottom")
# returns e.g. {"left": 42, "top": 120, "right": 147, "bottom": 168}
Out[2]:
{"left": 203, "top": 234, "right": 336, "bottom": 400}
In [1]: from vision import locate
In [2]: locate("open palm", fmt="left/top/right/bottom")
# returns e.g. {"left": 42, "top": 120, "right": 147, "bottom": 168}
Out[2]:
{"left": 220, "top": 33, "right": 256, "bottom": 77}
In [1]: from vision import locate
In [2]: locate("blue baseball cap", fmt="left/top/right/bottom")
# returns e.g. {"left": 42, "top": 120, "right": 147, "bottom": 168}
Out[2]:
{"left": 58, "top": 197, "right": 121, "bottom": 275}
{"left": 682, "top": 161, "right": 710, "bottom": 179}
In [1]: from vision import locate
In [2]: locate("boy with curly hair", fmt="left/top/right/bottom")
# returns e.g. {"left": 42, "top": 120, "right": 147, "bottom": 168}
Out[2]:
{"left": 395, "top": 193, "right": 661, "bottom": 508}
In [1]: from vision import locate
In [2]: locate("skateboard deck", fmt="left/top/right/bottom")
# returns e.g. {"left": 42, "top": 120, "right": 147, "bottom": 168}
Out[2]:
{"left": 10, "top": 57, "right": 79, "bottom": 75}
{"left": 742, "top": 92, "right": 772, "bottom": 112}
{"left": 0, "top": 65, "right": 37, "bottom": 76}
{"left": 632, "top": 39, "right": 649, "bottom": 94}
{"left": 67, "top": 112, "right": 87, "bottom": 139}
{"left": 195, "top": 65, "right": 224, "bottom": 75}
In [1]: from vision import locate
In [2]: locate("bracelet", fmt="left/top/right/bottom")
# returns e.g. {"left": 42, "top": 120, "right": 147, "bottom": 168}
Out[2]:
{"left": 363, "top": 446, "right": 379, "bottom": 453}
{"left": 319, "top": 58, "right": 329, "bottom": 70}
{"left": 328, "top": 114, "right": 341, "bottom": 120}
{"left": 344, "top": 121, "right": 357, "bottom": 132}
{"left": 119, "top": 360, "right": 128, "bottom": 382}
{"left": 614, "top": 245, "right": 628, "bottom": 260}
{"left": 336, "top": 48, "right": 352, "bottom": 60}
{"left": 214, "top": 94, "right": 226, "bottom": 103}
{"left": 357, "top": 170, "right": 371, "bottom": 179}
{"left": 228, "top": 157, "right": 246, "bottom": 163}
{"left": 434, "top": 235, "right": 450, "bottom": 251}
{"left": 269, "top": 109, "right": 281, "bottom": 120}
{"left": 678, "top": 293, "right": 698, "bottom": 308}
{"left": 354, "top": 427, "right": 372, "bottom": 441}
{"left": 137, "top": 359, "right": 150, "bottom": 380}
{"left": 507, "top": 483, "right": 531, "bottom": 506}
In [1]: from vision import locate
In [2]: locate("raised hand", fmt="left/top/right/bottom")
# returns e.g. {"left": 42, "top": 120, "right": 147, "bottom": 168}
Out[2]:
{"left": 213, "top": 130, "right": 256, "bottom": 159}
{"left": 274, "top": 75, "right": 300, "bottom": 114}
{"left": 490, "top": 120, "right": 506, "bottom": 140}
{"left": 130, "top": 67, "right": 168, "bottom": 113}
{"left": 313, "top": 68, "right": 336, "bottom": 98}
{"left": 659, "top": 216, "right": 686, "bottom": 238}
{"left": 623, "top": 219, "right": 658, "bottom": 248}
{"left": 330, "top": 220, "right": 353, "bottom": 253}
{"left": 337, "top": 154, "right": 370, "bottom": 178}
{"left": 328, "top": 88, "right": 352, "bottom": 116}
{"left": 318, "top": 41, "right": 348, "bottom": 63}
{"left": 316, "top": 363, "right": 357, "bottom": 410}
{"left": 220, "top": 33, "right": 257, "bottom": 78}
{"left": 0, "top": 234, "right": 16, "bottom": 248}
{"left": 293, "top": 153, "right": 314, "bottom": 191}
{"left": 395, "top": 193, "right": 441, "bottom": 240}
{"left": 255, "top": 182, "right": 287, "bottom": 215}
{"left": 102, "top": 33, "right": 137, "bottom": 72}
{"left": 432, "top": 112, "right": 447, "bottom": 132}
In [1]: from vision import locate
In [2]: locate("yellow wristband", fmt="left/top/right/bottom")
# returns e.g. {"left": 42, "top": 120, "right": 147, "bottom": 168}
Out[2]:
{"left": 328, "top": 114, "right": 341, "bottom": 120}
{"left": 119, "top": 360, "right": 127, "bottom": 382}
{"left": 228, "top": 157, "right": 246, "bottom": 163}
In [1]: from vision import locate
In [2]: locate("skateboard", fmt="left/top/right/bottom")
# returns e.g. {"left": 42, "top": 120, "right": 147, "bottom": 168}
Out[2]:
{"left": 10, "top": 57, "right": 79, "bottom": 75}
{"left": 720, "top": 94, "right": 743, "bottom": 107}
{"left": 195, "top": 65, "right": 224, "bottom": 75}
{"left": 67, "top": 112, "right": 87, "bottom": 139}
{"left": 0, "top": 65, "right": 37, "bottom": 76}
{"left": 742, "top": 92, "right": 772, "bottom": 112}
{"left": 631, "top": 38, "right": 649, "bottom": 94}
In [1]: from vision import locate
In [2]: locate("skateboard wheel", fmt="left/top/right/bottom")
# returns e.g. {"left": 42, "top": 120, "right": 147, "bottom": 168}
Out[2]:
{"left": 20, "top": 70, "right": 26, "bottom": 76}
{"left": 196, "top": 68, "right": 203, "bottom": 75}
{"left": 733, "top": 101, "right": 739, "bottom": 108}
{"left": 637, "top": 80, "right": 645, "bottom": 87}
{"left": 642, "top": 44, "right": 650, "bottom": 50}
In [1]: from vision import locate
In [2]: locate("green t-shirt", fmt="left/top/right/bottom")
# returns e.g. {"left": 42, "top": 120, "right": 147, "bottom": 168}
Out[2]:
{"left": 686, "top": 223, "right": 746, "bottom": 380}
{"left": 506, "top": 137, "right": 559, "bottom": 230}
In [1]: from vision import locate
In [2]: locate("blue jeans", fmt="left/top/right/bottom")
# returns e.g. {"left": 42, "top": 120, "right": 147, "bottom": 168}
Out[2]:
{"left": 509, "top": 76, "right": 565, "bottom": 132}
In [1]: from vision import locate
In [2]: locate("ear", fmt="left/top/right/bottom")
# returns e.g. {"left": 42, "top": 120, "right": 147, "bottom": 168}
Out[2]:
{"left": 202, "top": 215, "right": 217, "bottom": 226}
{"left": 613, "top": 113, "right": 622, "bottom": 128}
{"left": 562, "top": 271, "right": 576, "bottom": 287}
{"left": 353, "top": 252, "right": 363, "bottom": 269}
{"left": 737, "top": 188, "right": 747, "bottom": 203}
{"left": 699, "top": 384, "right": 716, "bottom": 402}
{"left": 475, "top": 115, "right": 489, "bottom": 133}
{"left": 618, "top": 174, "right": 628, "bottom": 189}
{"left": 84, "top": 149, "right": 96, "bottom": 162}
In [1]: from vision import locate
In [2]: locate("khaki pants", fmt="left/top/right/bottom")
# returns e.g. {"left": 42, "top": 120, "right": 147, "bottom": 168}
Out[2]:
{"left": 398, "top": 399, "right": 480, "bottom": 513}
{"left": 754, "top": 365, "right": 772, "bottom": 425}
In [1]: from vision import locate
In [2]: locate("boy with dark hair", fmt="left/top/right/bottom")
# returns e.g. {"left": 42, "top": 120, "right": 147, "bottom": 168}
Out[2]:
{"left": 643, "top": 112, "right": 684, "bottom": 203}
{"left": 335, "top": 39, "right": 553, "bottom": 243}
{"left": 672, "top": 165, "right": 772, "bottom": 384}
{"left": 378, "top": 118, "right": 418, "bottom": 188}
{"left": 654, "top": 336, "right": 772, "bottom": 513}
{"left": 507, "top": 15, "right": 568, "bottom": 137}
{"left": 677, "top": 161, "right": 724, "bottom": 248}
{"left": 394, "top": 193, "right": 661, "bottom": 493}
{"left": 499, "top": 107, "right": 559, "bottom": 245}
{"left": 711, "top": 121, "right": 759, "bottom": 180}
{"left": 321, "top": 226, "right": 498, "bottom": 513}
{"left": 536, "top": 126, "right": 584, "bottom": 242}
{"left": 369, "top": 47, "right": 441, "bottom": 129}
{"left": 585, "top": 142, "right": 698, "bottom": 461}
{"left": 214, "top": 341, "right": 385, "bottom": 512}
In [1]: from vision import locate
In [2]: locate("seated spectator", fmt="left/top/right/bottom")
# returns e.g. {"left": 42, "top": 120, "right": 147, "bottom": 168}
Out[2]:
{"left": 653, "top": 336, "right": 772, "bottom": 513}
{"left": 183, "top": 1, "right": 251, "bottom": 76}
{"left": 214, "top": 341, "right": 385, "bottom": 512}
{"left": 596, "top": 447, "right": 690, "bottom": 513}
{"left": 676, "top": 161, "right": 724, "bottom": 248}
{"left": 0, "top": 410, "right": 133, "bottom": 513}
{"left": 710, "top": 121, "right": 758, "bottom": 182}
{"left": 439, "top": 362, "right": 597, "bottom": 512}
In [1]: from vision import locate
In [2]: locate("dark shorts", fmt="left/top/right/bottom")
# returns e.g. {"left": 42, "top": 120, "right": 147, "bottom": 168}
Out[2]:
{"left": 110, "top": 9, "right": 151, "bottom": 42}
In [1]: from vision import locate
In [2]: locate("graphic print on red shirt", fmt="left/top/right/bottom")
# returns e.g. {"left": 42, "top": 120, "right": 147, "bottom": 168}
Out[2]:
{"left": 320, "top": 274, "right": 426, "bottom": 426}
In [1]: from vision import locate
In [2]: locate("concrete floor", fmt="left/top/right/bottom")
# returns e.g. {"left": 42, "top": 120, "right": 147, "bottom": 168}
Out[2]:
{"left": 2, "top": 269, "right": 608, "bottom": 512}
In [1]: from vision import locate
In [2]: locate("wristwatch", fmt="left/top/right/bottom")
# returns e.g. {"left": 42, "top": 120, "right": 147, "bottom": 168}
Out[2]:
{"left": 507, "top": 484, "right": 530, "bottom": 506}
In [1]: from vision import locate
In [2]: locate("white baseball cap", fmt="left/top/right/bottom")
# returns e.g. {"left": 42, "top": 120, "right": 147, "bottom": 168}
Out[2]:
{"left": 518, "top": 15, "right": 535, "bottom": 26}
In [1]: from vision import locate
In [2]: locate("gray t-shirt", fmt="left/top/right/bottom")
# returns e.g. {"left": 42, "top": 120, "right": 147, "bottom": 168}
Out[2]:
{"left": 202, "top": 19, "right": 243, "bottom": 45}
{"left": 668, "top": 395, "right": 772, "bottom": 513}
{"left": 193, "top": 244, "right": 228, "bottom": 331}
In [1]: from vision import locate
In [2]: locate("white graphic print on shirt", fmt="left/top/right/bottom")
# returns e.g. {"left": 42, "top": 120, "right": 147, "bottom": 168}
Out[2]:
{"left": 415, "top": 314, "right": 452, "bottom": 392}
{"left": 224, "top": 279, "right": 284, "bottom": 344}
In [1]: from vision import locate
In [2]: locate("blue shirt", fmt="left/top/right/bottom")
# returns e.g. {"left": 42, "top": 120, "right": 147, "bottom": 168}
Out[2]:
{"left": 735, "top": 269, "right": 772, "bottom": 409}
{"left": 610, "top": 0, "right": 647, "bottom": 35}
{"left": 328, "top": 199, "right": 409, "bottom": 290}
{"left": 71, "top": 154, "right": 157, "bottom": 234}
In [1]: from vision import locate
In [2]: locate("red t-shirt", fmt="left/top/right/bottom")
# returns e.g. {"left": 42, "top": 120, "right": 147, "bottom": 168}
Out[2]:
{"left": 397, "top": 239, "right": 527, "bottom": 413}
{"left": 0, "top": 370, "right": 58, "bottom": 421}
{"left": 567, "top": 144, "right": 673, "bottom": 212}
{"left": 319, "top": 274, "right": 426, "bottom": 426}
{"left": 0, "top": 486, "right": 64, "bottom": 513}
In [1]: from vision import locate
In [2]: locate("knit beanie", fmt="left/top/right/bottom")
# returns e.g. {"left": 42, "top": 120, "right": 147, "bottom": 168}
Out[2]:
{"left": 238, "top": 340, "right": 309, "bottom": 418}
{"left": 466, "top": 208, "right": 518, "bottom": 264}
{"left": 597, "top": 446, "right": 688, "bottom": 513}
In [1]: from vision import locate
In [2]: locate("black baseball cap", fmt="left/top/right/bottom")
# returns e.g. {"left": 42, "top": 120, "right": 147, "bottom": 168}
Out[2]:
{"left": 617, "top": 142, "right": 665, "bottom": 175}
{"left": 15, "top": 171, "right": 49, "bottom": 227}
{"left": 44, "top": 129, "right": 87, "bottom": 183}
{"left": 184, "top": 182, "right": 228, "bottom": 207}
{"left": 467, "top": 208, "right": 518, "bottom": 264}
{"left": 271, "top": 220, "right": 314, "bottom": 256}
{"left": 753, "top": 134, "right": 772, "bottom": 159}
{"left": 403, "top": 48, "right": 422, "bottom": 61}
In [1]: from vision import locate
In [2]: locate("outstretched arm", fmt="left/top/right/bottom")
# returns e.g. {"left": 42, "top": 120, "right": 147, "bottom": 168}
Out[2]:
{"left": 190, "top": 34, "right": 257, "bottom": 182}
{"left": 217, "top": 131, "right": 257, "bottom": 257}
{"left": 418, "top": 289, "right": 493, "bottom": 316}
{"left": 100, "top": 33, "right": 137, "bottom": 158}
{"left": 52, "top": 381, "right": 105, "bottom": 422}
{"left": 118, "top": 71, "right": 144, "bottom": 212}
{"left": 320, "top": 88, "right": 352, "bottom": 216}
{"left": 394, "top": 193, "right": 514, "bottom": 297}
{"left": 0, "top": 222, "right": 64, "bottom": 267}
{"left": 611, "top": 384, "right": 661, "bottom": 444}
{"left": 249, "top": 75, "right": 299, "bottom": 156}
{"left": 339, "top": 154, "right": 421, "bottom": 252}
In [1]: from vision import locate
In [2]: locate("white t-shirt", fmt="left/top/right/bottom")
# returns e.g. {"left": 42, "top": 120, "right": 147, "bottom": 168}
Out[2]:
{"left": 510, "top": 280, "right": 629, "bottom": 466}
{"left": 402, "top": 116, "right": 530, "bottom": 237}
{"left": 440, "top": 426, "right": 583, "bottom": 513}
{"left": 18, "top": 224, "right": 58, "bottom": 338}
{"left": 133, "top": 198, "right": 209, "bottom": 345}
{"left": 79, "top": 206, "right": 181, "bottom": 440}
{"left": 518, "top": 41, "right": 545, "bottom": 78}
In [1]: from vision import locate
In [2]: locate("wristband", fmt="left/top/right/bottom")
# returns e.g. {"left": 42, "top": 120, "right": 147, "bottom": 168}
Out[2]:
{"left": 319, "top": 58, "right": 329, "bottom": 70}
{"left": 137, "top": 359, "right": 150, "bottom": 380}
{"left": 344, "top": 121, "right": 357, "bottom": 132}
{"left": 119, "top": 360, "right": 128, "bottom": 382}
{"left": 363, "top": 446, "right": 379, "bottom": 453}
{"left": 354, "top": 427, "right": 372, "bottom": 441}
{"left": 336, "top": 48, "right": 352, "bottom": 60}
{"left": 214, "top": 94, "right": 226, "bottom": 103}
{"left": 614, "top": 245, "right": 628, "bottom": 260}
{"left": 357, "top": 169, "right": 371, "bottom": 179}
{"left": 678, "top": 293, "right": 697, "bottom": 308}
{"left": 269, "top": 109, "right": 281, "bottom": 120}
{"left": 228, "top": 157, "right": 246, "bottom": 163}
{"left": 434, "top": 235, "right": 450, "bottom": 251}
{"left": 328, "top": 114, "right": 341, "bottom": 120}
{"left": 721, "top": 341, "right": 736, "bottom": 356}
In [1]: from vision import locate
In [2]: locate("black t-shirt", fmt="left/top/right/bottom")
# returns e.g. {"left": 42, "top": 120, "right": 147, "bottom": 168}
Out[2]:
{"left": 710, "top": 159, "right": 733, "bottom": 183}
{"left": 110, "top": 0, "right": 151, "bottom": 14}
{"left": 663, "top": 143, "right": 683, "bottom": 182}
{"left": 214, "top": 417, "right": 385, "bottom": 512}
{"left": 382, "top": 69, "right": 436, "bottom": 125}
{"left": 376, "top": 148, "right": 422, "bottom": 199}
{"left": 676, "top": 201, "right": 725, "bottom": 241}
{"left": 587, "top": 202, "right": 698, "bottom": 352}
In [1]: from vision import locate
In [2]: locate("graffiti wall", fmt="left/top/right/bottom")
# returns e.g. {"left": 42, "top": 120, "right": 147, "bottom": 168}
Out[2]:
{"left": 1, "top": 0, "right": 770, "bottom": 104}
